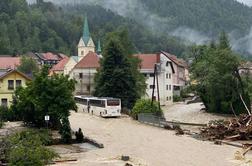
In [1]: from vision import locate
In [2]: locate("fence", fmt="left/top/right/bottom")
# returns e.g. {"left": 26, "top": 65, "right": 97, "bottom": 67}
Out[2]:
{"left": 137, "top": 113, "right": 207, "bottom": 128}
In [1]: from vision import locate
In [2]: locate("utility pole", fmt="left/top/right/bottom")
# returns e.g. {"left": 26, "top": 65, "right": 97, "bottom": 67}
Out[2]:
{"left": 151, "top": 64, "right": 161, "bottom": 111}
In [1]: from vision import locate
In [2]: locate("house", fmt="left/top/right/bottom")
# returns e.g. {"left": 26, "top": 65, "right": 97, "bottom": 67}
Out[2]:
{"left": 135, "top": 53, "right": 175, "bottom": 105}
{"left": 49, "top": 56, "right": 69, "bottom": 75}
{"left": 0, "top": 69, "right": 31, "bottom": 107}
{"left": 161, "top": 51, "right": 189, "bottom": 96}
{"left": 0, "top": 57, "right": 20, "bottom": 70}
{"left": 27, "top": 52, "right": 66, "bottom": 67}
{"left": 64, "top": 56, "right": 79, "bottom": 75}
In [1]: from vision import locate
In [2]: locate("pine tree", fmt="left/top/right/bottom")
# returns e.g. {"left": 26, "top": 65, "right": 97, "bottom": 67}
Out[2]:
{"left": 94, "top": 37, "right": 139, "bottom": 109}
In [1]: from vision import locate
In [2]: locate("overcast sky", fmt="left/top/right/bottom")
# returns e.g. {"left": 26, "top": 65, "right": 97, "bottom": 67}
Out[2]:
{"left": 236, "top": 0, "right": 252, "bottom": 6}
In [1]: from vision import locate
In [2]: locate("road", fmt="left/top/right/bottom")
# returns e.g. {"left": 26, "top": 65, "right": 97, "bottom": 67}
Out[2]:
{"left": 56, "top": 111, "right": 246, "bottom": 166}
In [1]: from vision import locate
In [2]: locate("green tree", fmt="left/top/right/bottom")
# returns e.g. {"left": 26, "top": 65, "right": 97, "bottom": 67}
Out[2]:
{"left": 17, "top": 56, "right": 39, "bottom": 75}
{"left": 5, "top": 130, "right": 57, "bottom": 166}
{"left": 13, "top": 66, "right": 77, "bottom": 129}
{"left": 59, "top": 117, "right": 72, "bottom": 144}
{"left": 0, "top": 23, "right": 11, "bottom": 54}
{"left": 94, "top": 36, "right": 139, "bottom": 109}
{"left": 190, "top": 33, "right": 250, "bottom": 114}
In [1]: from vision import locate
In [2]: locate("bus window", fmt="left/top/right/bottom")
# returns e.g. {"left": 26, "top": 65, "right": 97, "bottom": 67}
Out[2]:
{"left": 107, "top": 99, "right": 120, "bottom": 106}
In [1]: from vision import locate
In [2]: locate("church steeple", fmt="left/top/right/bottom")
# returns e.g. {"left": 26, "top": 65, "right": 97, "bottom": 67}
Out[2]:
{"left": 77, "top": 15, "right": 95, "bottom": 60}
{"left": 96, "top": 39, "right": 102, "bottom": 55}
{"left": 82, "top": 16, "right": 90, "bottom": 46}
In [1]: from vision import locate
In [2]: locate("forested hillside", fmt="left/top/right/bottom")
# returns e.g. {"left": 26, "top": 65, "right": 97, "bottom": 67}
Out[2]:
{"left": 1, "top": 0, "right": 252, "bottom": 57}
{"left": 140, "top": 0, "right": 252, "bottom": 35}
{"left": 0, "top": 0, "right": 186, "bottom": 57}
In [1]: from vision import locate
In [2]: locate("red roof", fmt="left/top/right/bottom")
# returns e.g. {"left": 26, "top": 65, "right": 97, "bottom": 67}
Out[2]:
{"left": 74, "top": 52, "right": 100, "bottom": 69}
{"left": 161, "top": 51, "right": 188, "bottom": 68}
{"left": 135, "top": 54, "right": 159, "bottom": 70}
{"left": 0, "top": 57, "right": 20, "bottom": 69}
{"left": 41, "top": 52, "right": 61, "bottom": 61}
{"left": 50, "top": 56, "right": 69, "bottom": 72}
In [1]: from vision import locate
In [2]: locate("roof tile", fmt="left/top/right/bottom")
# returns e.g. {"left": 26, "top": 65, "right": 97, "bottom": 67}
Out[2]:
{"left": 74, "top": 52, "right": 100, "bottom": 69}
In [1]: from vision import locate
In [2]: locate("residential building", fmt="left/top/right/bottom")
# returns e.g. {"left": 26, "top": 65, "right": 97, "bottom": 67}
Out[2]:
{"left": 0, "top": 57, "right": 20, "bottom": 70}
{"left": 136, "top": 53, "right": 175, "bottom": 105}
{"left": 27, "top": 52, "right": 66, "bottom": 67}
{"left": 161, "top": 51, "right": 189, "bottom": 96}
{"left": 64, "top": 56, "right": 79, "bottom": 75}
{"left": 49, "top": 56, "right": 69, "bottom": 75}
{"left": 0, "top": 69, "right": 31, "bottom": 107}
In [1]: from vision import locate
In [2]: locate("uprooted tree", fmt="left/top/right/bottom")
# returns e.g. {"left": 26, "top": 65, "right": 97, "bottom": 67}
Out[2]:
{"left": 190, "top": 32, "right": 251, "bottom": 114}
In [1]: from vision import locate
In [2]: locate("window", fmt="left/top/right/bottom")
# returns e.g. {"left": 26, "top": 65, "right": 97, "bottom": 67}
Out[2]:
{"left": 174, "top": 86, "right": 180, "bottom": 91}
{"left": 1, "top": 98, "right": 7, "bottom": 107}
{"left": 16, "top": 80, "right": 22, "bottom": 87}
{"left": 166, "top": 97, "right": 169, "bottom": 101}
{"left": 166, "top": 85, "right": 169, "bottom": 90}
{"left": 107, "top": 99, "right": 120, "bottom": 106}
{"left": 166, "top": 61, "right": 169, "bottom": 67}
{"left": 8, "top": 80, "right": 14, "bottom": 90}
{"left": 79, "top": 73, "right": 83, "bottom": 79}
{"left": 169, "top": 73, "right": 171, "bottom": 79}
{"left": 87, "top": 85, "right": 90, "bottom": 91}
{"left": 166, "top": 73, "right": 168, "bottom": 79}
{"left": 150, "top": 73, "right": 155, "bottom": 77}
{"left": 169, "top": 85, "right": 171, "bottom": 90}
{"left": 150, "top": 85, "right": 155, "bottom": 89}
{"left": 89, "top": 99, "right": 105, "bottom": 107}
{"left": 81, "top": 51, "right": 84, "bottom": 55}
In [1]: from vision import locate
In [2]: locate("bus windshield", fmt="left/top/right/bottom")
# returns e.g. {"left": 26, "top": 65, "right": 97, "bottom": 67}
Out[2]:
{"left": 107, "top": 99, "right": 120, "bottom": 106}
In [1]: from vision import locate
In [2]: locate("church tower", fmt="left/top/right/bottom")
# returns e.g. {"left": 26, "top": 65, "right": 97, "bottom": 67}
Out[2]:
{"left": 77, "top": 16, "right": 95, "bottom": 60}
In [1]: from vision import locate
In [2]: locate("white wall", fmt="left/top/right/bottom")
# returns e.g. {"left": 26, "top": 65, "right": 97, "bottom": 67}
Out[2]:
{"left": 141, "top": 53, "right": 173, "bottom": 106}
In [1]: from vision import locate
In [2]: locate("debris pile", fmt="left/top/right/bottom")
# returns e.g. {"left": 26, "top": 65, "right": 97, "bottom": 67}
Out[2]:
{"left": 201, "top": 114, "right": 252, "bottom": 141}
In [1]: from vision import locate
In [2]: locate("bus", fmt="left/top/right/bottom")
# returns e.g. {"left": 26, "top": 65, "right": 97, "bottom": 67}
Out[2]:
{"left": 74, "top": 96, "right": 95, "bottom": 112}
{"left": 74, "top": 96, "right": 121, "bottom": 117}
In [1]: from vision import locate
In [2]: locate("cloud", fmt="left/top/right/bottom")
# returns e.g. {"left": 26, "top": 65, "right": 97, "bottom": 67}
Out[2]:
{"left": 236, "top": 0, "right": 252, "bottom": 6}
{"left": 171, "top": 27, "right": 211, "bottom": 45}
{"left": 231, "top": 27, "right": 252, "bottom": 54}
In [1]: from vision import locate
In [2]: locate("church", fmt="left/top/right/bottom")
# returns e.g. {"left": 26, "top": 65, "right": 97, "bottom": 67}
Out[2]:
{"left": 64, "top": 17, "right": 101, "bottom": 95}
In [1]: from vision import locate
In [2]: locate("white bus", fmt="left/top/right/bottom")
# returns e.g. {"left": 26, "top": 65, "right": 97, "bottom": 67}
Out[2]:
{"left": 74, "top": 96, "right": 121, "bottom": 117}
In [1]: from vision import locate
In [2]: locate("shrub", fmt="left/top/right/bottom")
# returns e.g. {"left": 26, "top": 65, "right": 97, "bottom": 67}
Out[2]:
{"left": 131, "top": 99, "right": 162, "bottom": 119}
{"left": 173, "top": 95, "right": 182, "bottom": 102}
{"left": 0, "top": 121, "right": 3, "bottom": 128}
{"left": 4, "top": 130, "right": 57, "bottom": 166}
{"left": 59, "top": 117, "right": 72, "bottom": 144}
{"left": 0, "top": 106, "right": 21, "bottom": 122}
{"left": 75, "top": 128, "right": 84, "bottom": 143}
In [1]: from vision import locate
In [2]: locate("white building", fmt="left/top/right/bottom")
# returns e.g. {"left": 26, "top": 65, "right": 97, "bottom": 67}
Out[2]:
{"left": 161, "top": 51, "right": 189, "bottom": 96}
{"left": 135, "top": 53, "right": 175, "bottom": 105}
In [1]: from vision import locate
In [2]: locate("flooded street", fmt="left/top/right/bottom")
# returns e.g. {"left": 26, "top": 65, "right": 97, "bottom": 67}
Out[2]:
{"left": 56, "top": 111, "right": 244, "bottom": 166}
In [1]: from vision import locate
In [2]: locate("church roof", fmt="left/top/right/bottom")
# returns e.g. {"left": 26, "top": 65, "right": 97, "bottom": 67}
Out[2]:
{"left": 74, "top": 51, "right": 100, "bottom": 69}
{"left": 82, "top": 16, "right": 91, "bottom": 45}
